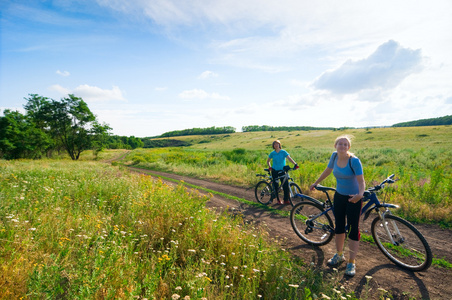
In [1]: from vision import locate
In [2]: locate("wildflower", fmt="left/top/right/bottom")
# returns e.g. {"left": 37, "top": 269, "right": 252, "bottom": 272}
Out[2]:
{"left": 365, "top": 275, "right": 373, "bottom": 281}
{"left": 175, "top": 286, "right": 182, "bottom": 290}
{"left": 321, "top": 294, "right": 331, "bottom": 299}
{"left": 188, "top": 249, "right": 196, "bottom": 253}
{"left": 28, "top": 228, "right": 37, "bottom": 231}
{"left": 288, "top": 284, "right": 299, "bottom": 288}
{"left": 171, "top": 294, "right": 180, "bottom": 300}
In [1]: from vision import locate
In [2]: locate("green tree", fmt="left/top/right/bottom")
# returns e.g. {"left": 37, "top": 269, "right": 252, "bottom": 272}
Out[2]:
{"left": 25, "top": 94, "right": 111, "bottom": 160}
{"left": 0, "top": 109, "right": 52, "bottom": 159}
{"left": 91, "top": 121, "right": 113, "bottom": 159}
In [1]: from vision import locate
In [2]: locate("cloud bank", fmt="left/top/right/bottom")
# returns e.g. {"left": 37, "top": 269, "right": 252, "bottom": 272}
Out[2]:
{"left": 312, "top": 40, "right": 424, "bottom": 94}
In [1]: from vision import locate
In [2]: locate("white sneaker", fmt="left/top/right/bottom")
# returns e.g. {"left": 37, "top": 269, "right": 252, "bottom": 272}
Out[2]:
{"left": 345, "top": 263, "right": 356, "bottom": 276}
{"left": 327, "top": 253, "right": 345, "bottom": 266}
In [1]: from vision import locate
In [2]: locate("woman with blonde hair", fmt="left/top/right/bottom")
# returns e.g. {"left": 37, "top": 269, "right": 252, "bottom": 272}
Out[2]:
{"left": 267, "top": 140, "right": 298, "bottom": 204}
{"left": 310, "top": 135, "right": 365, "bottom": 276}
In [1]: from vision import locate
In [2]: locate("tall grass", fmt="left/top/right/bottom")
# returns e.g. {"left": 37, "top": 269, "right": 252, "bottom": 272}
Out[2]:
{"left": 0, "top": 159, "right": 358, "bottom": 299}
{"left": 125, "top": 145, "right": 452, "bottom": 227}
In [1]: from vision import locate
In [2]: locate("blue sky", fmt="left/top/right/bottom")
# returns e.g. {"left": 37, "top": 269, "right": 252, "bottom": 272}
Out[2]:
{"left": 1, "top": 0, "right": 451, "bottom": 137}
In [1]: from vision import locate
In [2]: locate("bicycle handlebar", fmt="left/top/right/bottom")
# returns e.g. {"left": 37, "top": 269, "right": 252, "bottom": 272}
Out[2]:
{"left": 314, "top": 174, "right": 397, "bottom": 198}
{"left": 364, "top": 174, "right": 397, "bottom": 197}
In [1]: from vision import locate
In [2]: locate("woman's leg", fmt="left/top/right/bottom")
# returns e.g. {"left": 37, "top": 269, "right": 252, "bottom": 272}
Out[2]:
{"left": 348, "top": 239, "right": 359, "bottom": 261}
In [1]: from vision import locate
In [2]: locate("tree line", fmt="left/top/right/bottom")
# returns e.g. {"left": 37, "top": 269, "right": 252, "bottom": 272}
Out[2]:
{"left": 392, "top": 115, "right": 452, "bottom": 127}
{"left": 0, "top": 94, "right": 143, "bottom": 160}
{"left": 241, "top": 125, "right": 336, "bottom": 132}
{"left": 158, "top": 126, "right": 236, "bottom": 138}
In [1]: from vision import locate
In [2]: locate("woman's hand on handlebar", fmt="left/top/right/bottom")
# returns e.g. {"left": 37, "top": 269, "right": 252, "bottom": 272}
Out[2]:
{"left": 309, "top": 184, "right": 317, "bottom": 191}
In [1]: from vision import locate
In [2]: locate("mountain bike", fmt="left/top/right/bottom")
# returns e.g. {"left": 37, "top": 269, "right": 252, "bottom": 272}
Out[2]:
{"left": 290, "top": 174, "right": 432, "bottom": 271}
{"left": 254, "top": 165, "right": 302, "bottom": 206}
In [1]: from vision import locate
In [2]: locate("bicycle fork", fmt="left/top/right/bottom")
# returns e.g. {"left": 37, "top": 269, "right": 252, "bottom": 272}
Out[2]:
{"left": 375, "top": 208, "right": 401, "bottom": 245}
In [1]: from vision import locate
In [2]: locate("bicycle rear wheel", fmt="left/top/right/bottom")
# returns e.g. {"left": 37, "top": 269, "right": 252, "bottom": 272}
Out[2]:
{"left": 371, "top": 214, "right": 432, "bottom": 271}
{"left": 290, "top": 201, "right": 334, "bottom": 246}
{"left": 254, "top": 181, "right": 273, "bottom": 205}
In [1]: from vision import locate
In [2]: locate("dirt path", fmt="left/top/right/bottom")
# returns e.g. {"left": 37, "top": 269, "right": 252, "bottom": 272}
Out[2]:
{"left": 127, "top": 167, "right": 451, "bottom": 300}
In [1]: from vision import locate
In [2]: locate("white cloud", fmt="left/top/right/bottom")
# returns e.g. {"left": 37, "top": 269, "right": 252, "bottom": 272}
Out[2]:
{"left": 48, "top": 84, "right": 126, "bottom": 102}
{"left": 198, "top": 71, "right": 218, "bottom": 79}
{"left": 312, "top": 40, "right": 424, "bottom": 95}
{"left": 179, "top": 89, "right": 230, "bottom": 101}
{"left": 56, "top": 70, "right": 70, "bottom": 77}
{"left": 155, "top": 86, "right": 168, "bottom": 91}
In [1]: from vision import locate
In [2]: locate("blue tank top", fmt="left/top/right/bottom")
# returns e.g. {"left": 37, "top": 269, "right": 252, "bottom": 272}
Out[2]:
{"left": 327, "top": 152, "right": 363, "bottom": 195}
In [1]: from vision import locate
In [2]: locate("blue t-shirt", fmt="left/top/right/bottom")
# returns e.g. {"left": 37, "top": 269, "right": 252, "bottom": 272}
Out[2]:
{"left": 327, "top": 152, "right": 363, "bottom": 195}
{"left": 269, "top": 149, "right": 289, "bottom": 171}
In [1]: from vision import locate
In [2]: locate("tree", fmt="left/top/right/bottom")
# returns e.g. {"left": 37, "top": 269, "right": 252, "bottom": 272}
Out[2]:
{"left": 91, "top": 121, "right": 113, "bottom": 159}
{"left": 23, "top": 94, "right": 112, "bottom": 160}
{"left": 0, "top": 109, "right": 52, "bottom": 159}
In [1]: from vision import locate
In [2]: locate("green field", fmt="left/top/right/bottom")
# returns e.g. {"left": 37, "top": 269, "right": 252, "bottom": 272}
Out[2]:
{"left": 1, "top": 126, "right": 450, "bottom": 299}
{"left": 130, "top": 126, "right": 452, "bottom": 227}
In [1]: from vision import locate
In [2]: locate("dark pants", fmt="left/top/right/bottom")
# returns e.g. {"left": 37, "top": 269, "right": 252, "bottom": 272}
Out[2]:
{"left": 271, "top": 169, "right": 290, "bottom": 201}
{"left": 333, "top": 192, "right": 363, "bottom": 241}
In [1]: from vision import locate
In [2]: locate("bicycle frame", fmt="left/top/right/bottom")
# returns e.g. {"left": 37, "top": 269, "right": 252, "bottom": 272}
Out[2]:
{"left": 266, "top": 169, "right": 296, "bottom": 198}
{"left": 294, "top": 189, "right": 400, "bottom": 238}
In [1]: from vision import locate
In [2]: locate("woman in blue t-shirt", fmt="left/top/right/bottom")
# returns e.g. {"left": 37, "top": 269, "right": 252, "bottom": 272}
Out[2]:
{"left": 309, "top": 135, "right": 365, "bottom": 277}
{"left": 266, "top": 140, "right": 298, "bottom": 205}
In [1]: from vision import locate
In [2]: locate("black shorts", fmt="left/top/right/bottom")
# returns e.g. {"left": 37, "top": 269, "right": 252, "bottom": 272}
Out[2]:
{"left": 333, "top": 192, "right": 363, "bottom": 241}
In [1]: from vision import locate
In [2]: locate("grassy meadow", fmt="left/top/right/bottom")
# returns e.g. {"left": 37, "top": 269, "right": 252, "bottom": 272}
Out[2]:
{"left": 128, "top": 126, "right": 452, "bottom": 227}
{"left": 1, "top": 126, "right": 450, "bottom": 299}
{"left": 0, "top": 159, "right": 363, "bottom": 299}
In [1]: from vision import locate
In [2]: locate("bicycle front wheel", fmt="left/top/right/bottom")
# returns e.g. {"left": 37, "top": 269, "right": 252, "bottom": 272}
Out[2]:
{"left": 371, "top": 214, "right": 432, "bottom": 271}
{"left": 290, "top": 201, "right": 334, "bottom": 246}
{"left": 254, "top": 181, "right": 273, "bottom": 205}
{"left": 289, "top": 182, "right": 302, "bottom": 197}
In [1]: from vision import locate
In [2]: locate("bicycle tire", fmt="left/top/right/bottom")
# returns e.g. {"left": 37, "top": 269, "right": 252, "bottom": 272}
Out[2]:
{"left": 371, "top": 214, "right": 432, "bottom": 271}
{"left": 290, "top": 201, "right": 334, "bottom": 246}
{"left": 289, "top": 182, "right": 303, "bottom": 205}
{"left": 254, "top": 181, "right": 273, "bottom": 205}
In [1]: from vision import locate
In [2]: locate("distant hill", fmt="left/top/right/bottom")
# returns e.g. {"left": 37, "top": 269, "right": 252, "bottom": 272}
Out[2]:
{"left": 392, "top": 115, "right": 452, "bottom": 127}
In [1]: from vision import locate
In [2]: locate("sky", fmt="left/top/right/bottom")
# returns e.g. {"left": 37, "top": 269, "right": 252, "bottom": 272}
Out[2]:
{"left": 1, "top": 0, "right": 452, "bottom": 137}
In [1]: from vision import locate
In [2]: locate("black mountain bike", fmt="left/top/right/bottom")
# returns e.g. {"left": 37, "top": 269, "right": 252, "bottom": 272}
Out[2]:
{"left": 254, "top": 165, "right": 302, "bottom": 206}
{"left": 290, "top": 174, "right": 432, "bottom": 271}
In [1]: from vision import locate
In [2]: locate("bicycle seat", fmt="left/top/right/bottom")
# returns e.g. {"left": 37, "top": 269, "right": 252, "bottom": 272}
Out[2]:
{"left": 315, "top": 185, "right": 336, "bottom": 192}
